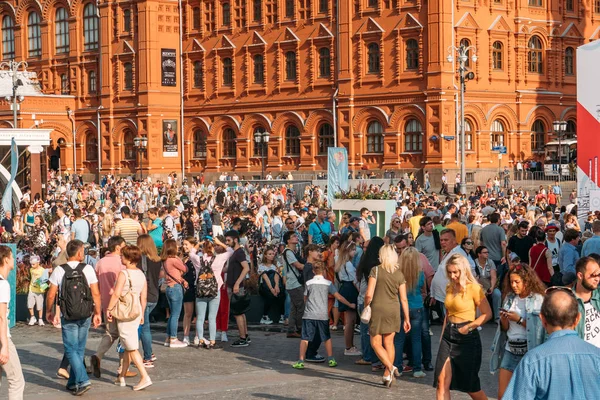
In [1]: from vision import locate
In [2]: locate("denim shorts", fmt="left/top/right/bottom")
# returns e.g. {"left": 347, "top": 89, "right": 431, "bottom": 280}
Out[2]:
{"left": 500, "top": 350, "right": 524, "bottom": 372}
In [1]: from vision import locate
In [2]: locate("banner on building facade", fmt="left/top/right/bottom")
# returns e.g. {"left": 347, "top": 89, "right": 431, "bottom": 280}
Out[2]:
{"left": 577, "top": 41, "right": 600, "bottom": 224}
{"left": 161, "top": 48, "right": 177, "bottom": 87}
{"left": 327, "top": 147, "right": 349, "bottom": 208}
{"left": 162, "top": 120, "right": 178, "bottom": 157}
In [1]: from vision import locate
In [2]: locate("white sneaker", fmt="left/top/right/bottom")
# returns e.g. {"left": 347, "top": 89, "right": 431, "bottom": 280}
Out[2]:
{"left": 193, "top": 336, "right": 200, "bottom": 346}
{"left": 221, "top": 332, "right": 228, "bottom": 342}
{"left": 278, "top": 316, "right": 285, "bottom": 324}
{"left": 260, "top": 317, "right": 268, "bottom": 324}
{"left": 169, "top": 339, "right": 188, "bottom": 348}
{"left": 413, "top": 371, "right": 426, "bottom": 378}
{"left": 344, "top": 346, "right": 362, "bottom": 356}
{"left": 28, "top": 316, "right": 37, "bottom": 326}
{"left": 38, "top": 319, "right": 45, "bottom": 326}
{"left": 183, "top": 337, "right": 190, "bottom": 346}
{"left": 261, "top": 316, "right": 273, "bottom": 325}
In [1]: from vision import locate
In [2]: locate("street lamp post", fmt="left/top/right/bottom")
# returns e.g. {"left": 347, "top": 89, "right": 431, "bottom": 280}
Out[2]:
{"left": 254, "top": 130, "right": 270, "bottom": 179}
{"left": 553, "top": 120, "right": 567, "bottom": 185}
{"left": 447, "top": 45, "right": 477, "bottom": 195}
{"left": 0, "top": 61, "right": 27, "bottom": 129}
{"left": 134, "top": 136, "right": 148, "bottom": 182}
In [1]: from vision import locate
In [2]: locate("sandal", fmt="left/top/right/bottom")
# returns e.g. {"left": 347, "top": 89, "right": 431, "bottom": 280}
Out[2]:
{"left": 355, "top": 358, "right": 371, "bottom": 365}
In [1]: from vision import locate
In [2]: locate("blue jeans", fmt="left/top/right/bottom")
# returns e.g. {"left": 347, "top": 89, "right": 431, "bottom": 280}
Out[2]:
{"left": 166, "top": 285, "right": 184, "bottom": 339}
{"left": 196, "top": 294, "right": 220, "bottom": 342}
{"left": 393, "top": 308, "right": 424, "bottom": 372}
{"left": 62, "top": 317, "right": 91, "bottom": 390}
{"left": 358, "top": 304, "right": 379, "bottom": 364}
{"left": 140, "top": 302, "right": 157, "bottom": 360}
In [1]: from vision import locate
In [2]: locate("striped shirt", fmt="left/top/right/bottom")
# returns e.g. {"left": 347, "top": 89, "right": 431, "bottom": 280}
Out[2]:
{"left": 115, "top": 218, "right": 141, "bottom": 245}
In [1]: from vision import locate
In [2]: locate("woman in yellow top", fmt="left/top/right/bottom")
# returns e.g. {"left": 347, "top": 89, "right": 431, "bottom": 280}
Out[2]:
{"left": 434, "top": 254, "right": 491, "bottom": 400}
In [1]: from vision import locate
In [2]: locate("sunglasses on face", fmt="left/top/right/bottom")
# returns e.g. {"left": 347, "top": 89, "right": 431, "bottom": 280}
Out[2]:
{"left": 465, "top": 241, "right": 473, "bottom": 245}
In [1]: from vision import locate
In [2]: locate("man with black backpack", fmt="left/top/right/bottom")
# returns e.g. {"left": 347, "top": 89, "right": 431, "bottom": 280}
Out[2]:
{"left": 283, "top": 231, "right": 305, "bottom": 339}
{"left": 46, "top": 240, "right": 102, "bottom": 396}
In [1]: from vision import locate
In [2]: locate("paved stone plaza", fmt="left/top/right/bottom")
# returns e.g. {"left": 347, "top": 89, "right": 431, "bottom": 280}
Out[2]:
{"left": 1, "top": 322, "right": 499, "bottom": 400}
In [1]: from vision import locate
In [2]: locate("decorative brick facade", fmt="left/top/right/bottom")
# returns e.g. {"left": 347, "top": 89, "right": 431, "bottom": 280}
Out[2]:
{"left": 0, "top": 0, "right": 595, "bottom": 181}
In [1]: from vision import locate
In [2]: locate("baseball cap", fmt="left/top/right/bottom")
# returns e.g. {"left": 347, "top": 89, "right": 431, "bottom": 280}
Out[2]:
{"left": 289, "top": 210, "right": 298, "bottom": 217}
{"left": 545, "top": 223, "right": 560, "bottom": 232}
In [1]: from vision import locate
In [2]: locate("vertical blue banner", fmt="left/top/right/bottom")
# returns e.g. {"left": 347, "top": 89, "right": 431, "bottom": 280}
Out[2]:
{"left": 4, "top": 243, "right": 16, "bottom": 329}
{"left": 1, "top": 137, "right": 18, "bottom": 214}
{"left": 327, "top": 147, "right": 349, "bottom": 208}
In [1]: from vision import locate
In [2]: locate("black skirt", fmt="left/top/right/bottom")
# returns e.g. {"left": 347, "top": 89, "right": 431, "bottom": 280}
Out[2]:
{"left": 433, "top": 321, "right": 482, "bottom": 393}
{"left": 338, "top": 281, "right": 358, "bottom": 312}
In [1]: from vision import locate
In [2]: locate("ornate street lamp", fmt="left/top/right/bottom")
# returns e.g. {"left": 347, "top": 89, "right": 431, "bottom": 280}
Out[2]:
{"left": 553, "top": 120, "right": 567, "bottom": 184}
{"left": 134, "top": 135, "right": 148, "bottom": 181}
{"left": 254, "top": 130, "right": 270, "bottom": 179}
{"left": 0, "top": 60, "right": 27, "bottom": 128}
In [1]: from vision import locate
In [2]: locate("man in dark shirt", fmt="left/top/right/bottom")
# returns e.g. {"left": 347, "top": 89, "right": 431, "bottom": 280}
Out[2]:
{"left": 1, "top": 211, "right": 14, "bottom": 233}
{"left": 225, "top": 230, "right": 251, "bottom": 348}
{"left": 507, "top": 221, "right": 535, "bottom": 263}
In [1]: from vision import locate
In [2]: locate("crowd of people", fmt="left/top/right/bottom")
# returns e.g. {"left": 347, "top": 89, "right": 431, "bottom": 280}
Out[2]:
{"left": 0, "top": 171, "right": 599, "bottom": 399}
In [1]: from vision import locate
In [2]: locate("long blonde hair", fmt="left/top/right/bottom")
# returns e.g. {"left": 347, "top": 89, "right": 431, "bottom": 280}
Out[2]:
{"left": 335, "top": 241, "right": 356, "bottom": 272}
{"left": 378, "top": 244, "right": 399, "bottom": 273}
{"left": 102, "top": 211, "right": 114, "bottom": 237}
{"left": 137, "top": 234, "right": 161, "bottom": 262}
{"left": 399, "top": 247, "right": 421, "bottom": 292}
{"left": 445, "top": 254, "right": 479, "bottom": 293}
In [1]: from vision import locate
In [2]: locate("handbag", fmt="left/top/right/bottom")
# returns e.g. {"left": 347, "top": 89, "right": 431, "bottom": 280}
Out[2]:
{"left": 360, "top": 267, "right": 377, "bottom": 324}
{"left": 110, "top": 270, "right": 141, "bottom": 322}
{"left": 315, "top": 222, "right": 330, "bottom": 245}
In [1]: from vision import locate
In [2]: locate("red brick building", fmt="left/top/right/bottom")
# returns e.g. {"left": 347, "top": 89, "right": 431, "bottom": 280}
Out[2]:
{"left": 0, "top": 0, "right": 595, "bottom": 183}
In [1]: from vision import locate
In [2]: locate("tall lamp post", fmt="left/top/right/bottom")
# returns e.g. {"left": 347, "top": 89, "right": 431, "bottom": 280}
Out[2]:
{"left": 0, "top": 61, "right": 27, "bottom": 128}
{"left": 254, "top": 130, "right": 270, "bottom": 179}
{"left": 447, "top": 44, "right": 477, "bottom": 195}
{"left": 553, "top": 120, "right": 567, "bottom": 185}
{"left": 133, "top": 136, "right": 148, "bottom": 182}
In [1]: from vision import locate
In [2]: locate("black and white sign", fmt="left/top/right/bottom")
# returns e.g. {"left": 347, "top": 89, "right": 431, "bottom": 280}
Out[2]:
{"left": 161, "top": 49, "right": 177, "bottom": 87}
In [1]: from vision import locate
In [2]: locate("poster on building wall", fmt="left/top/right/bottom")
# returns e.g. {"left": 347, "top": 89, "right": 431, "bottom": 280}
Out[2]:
{"left": 161, "top": 48, "right": 177, "bottom": 86}
{"left": 162, "top": 120, "right": 178, "bottom": 157}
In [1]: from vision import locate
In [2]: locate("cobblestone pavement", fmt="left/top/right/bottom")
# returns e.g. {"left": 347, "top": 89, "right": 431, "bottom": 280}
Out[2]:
{"left": 2, "top": 322, "right": 499, "bottom": 400}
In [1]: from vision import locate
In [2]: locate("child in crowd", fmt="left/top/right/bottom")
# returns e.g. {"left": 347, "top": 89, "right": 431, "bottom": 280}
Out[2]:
{"left": 293, "top": 261, "right": 355, "bottom": 370}
{"left": 28, "top": 255, "right": 48, "bottom": 326}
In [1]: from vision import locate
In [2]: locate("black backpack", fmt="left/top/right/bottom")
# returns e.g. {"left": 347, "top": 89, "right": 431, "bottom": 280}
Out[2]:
{"left": 196, "top": 256, "right": 218, "bottom": 298}
{"left": 59, "top": 263, "right": 94, "bottom": 321}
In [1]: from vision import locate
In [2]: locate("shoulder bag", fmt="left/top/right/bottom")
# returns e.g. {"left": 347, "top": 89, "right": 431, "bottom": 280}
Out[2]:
{"left": 283, "top": 248, "right": 304, "bottom": 285}
{"left": 110, "top": 270, "right": 141, "bottom": 322}
{"left": 360, "top": 267, "right": 377, "bottom": 324}
{"left": 314, "top": 222, "right": 330, "bottom": 245}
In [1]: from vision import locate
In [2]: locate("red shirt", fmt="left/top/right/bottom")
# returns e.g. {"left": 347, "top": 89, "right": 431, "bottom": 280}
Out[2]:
{"left": 96, "top": 253, "right": 125, "bottom": 312}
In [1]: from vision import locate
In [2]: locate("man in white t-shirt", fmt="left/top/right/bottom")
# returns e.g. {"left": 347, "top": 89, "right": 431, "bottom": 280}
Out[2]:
{"left": 0, "top": 245, "right": 25, "bottom": 399}
{"left": 46, "top": 240, "right": 101, "bottom": 396}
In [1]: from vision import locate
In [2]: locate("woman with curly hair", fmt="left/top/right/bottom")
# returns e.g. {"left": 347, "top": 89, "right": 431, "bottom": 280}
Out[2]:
{"left": 490, "top": 264, "right": 546, "bottom": 399}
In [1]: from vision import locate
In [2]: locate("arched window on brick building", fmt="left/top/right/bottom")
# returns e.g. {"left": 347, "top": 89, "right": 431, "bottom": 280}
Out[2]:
{"left": 222, "top": 57, "right": 232, "bottom": 85}
{"left": 319, "top": 48, "right": 330, "bottom": 78}
{"left": 123, "top": 130, "right": 135, "bottom": 160}
{"left": 404, "top": 119, "right": 423, "bottom": 152}
{"left": 194, "top": 129, "right": 207, "bottom": 159}
{"left": 28, "top": 12, "right": 42, "bottom": 57}
{"left": 492, "top": 41, "right": 503, "bottom": 70}
{"left": 531, "top": 119, "right": 546, "bottom": 152}
{"left": 366, "top": 120, "right": 383, "bottom": 154}
{"left": 83, "top": 3, "right": 99, "bottom": 51}
{"left": 253, "top": 54, "right": 264, "bottom": 83}
{"left": 86, "top": 133, "right": 98, "bottom": 161}
{"left": 459, "top": 120, "right": 473, "bottom": 151}
{"left": 222, "top": 128, "right": 236, "bottom": 158}
{"left": 491, "top": 119, "right": 505, "bottom": 149}
{"left": 318, "top": 123, "right": 334, "bottom": 154}
{"left": 193, "top": 61, "right": 203, "bottom": 88}
{"left": 55, "top": 8, "right": 70, "bottom": 54}
{"left": 285, "top": 125, "right": 300, "bottom": 156}
{"left": 285, "top": 51, "right": 296, "bottom": 81}
{"left": 528, "top": 36, "right": 543, "bottom": 74}
{"left": 565, "top": 47, "right": 574, "bottom": 75}
{"left": 2, "top": 16, "right": 15, "bottom": 60}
